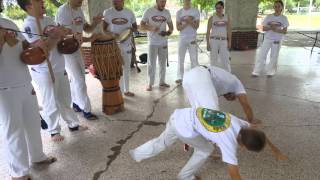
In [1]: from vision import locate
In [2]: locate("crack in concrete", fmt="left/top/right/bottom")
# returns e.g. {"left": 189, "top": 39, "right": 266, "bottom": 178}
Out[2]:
{"left": 92, "top": 86, "right": 178, "bottom": 180}
{"left": 246, "top": 87, "right": 320, "bottom": 104}
{"left": 109, "top": 119, "right": 166, "bottom": 126}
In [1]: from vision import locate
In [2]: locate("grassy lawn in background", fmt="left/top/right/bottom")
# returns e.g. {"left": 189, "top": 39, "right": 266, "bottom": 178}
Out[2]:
{"left": 286, "top": 15, "right": 320, "bottom": 29}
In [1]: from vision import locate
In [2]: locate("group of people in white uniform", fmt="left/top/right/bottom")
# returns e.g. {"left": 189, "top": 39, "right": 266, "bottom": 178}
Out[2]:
{"left": 0, "top": 0, "right": 289, "bottom": 179}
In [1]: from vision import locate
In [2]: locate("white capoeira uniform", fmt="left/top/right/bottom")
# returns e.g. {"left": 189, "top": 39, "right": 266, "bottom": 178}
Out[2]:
{"left": 103, "top": 7, "right": 136, "bottom": 93}
{"left": 183, "top": 66, "right": 246, "bottom": 109}
{"left": 0, "top": 17, "right": 48, "bottom": 177}
{"left": 252, "top": 14, "right": 289, "bottom": 76}
{"left": 130, "top": 107, "right": 249, "bottom": 180}
{"left": 142, "top": 7, "right": 172, "bottom": 86}
{"left": 209, "top": 14, "right": 231, "bottom": 72}
{"left": 55, "top": 3, "right": 92, "bottom": 113}
{"left": 176, "top": 7, "right": 200, "bottom": 81}
{"left": 23, "top": 15, "right": 80, "bottom": 135}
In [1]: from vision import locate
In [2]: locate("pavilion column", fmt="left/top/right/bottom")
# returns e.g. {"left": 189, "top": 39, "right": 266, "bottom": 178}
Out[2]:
{"left": 225, "top": 0, "right": 260, "bottom": 49}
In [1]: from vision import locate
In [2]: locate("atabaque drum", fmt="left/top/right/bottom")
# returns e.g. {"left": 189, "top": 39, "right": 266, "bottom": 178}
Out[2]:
{"left": 91, "top": 39, "right": 124, "bottom": 115}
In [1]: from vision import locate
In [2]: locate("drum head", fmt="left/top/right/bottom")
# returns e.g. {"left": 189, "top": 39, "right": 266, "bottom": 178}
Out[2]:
{"left": 117, "top": 29, "right": 132, "bottom": 43}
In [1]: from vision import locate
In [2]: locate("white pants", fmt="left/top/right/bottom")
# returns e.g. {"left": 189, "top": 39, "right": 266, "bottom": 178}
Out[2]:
{"left": 183, "top": 66, "right": 219, "bottom": 110}
{"left": 119, "top": 43, "right": 132, "bottom": 92}
{"left": 130, "top": 116, "right": 214, "bottom": 180}
{"left": 210, "top": 39, "right": 231, "bottom": 72}
{"left": 148, "top": 44, "right": 168, "bottom": 86}
{"left": 252, "top": 38, "right": 282, "bottom": 76}
{"left": 0, "top": 84, "right": 47, "bottom": 177}
{"left": 177, "top": 38, "right": 199, "bottom": 80}
{"left": 30, "top": 71, "right": 79, "bottom": 134}
{"left": 64, "top": 50, "right": 92, "bottom": 112}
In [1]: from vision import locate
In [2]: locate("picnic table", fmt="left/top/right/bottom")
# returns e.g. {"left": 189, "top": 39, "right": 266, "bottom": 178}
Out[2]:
{"left": 259, "top": 28, "right": 320, "bottom": 53}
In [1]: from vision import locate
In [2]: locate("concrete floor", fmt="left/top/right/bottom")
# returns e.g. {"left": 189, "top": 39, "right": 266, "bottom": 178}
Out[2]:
{"left": 1, "top": 41, "right": 320, "bottom": 180}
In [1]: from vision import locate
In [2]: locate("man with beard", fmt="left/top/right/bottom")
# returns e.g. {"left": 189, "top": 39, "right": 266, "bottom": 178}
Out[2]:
{"left": 141, "top": 0, "right": 173, "bottom": 91}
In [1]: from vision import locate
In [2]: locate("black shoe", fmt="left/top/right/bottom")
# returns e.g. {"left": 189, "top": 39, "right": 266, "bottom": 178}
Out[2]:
{"left": 72, "top": 103, "right": 82, "bottom": 112}
{"left": 40, "top": 115, "right": 48, "bottom": 130}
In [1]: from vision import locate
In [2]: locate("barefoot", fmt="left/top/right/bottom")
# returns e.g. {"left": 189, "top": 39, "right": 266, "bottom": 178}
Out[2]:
{"left": 211, "top": 153, "right": 221, "bottom": 160}
{"left": 34, "top": 156, "right": 57, "bottom": 165}
{"left": 124, "top": 91, "right": 135, "bottom": 97}
{"left": 175, "top": 79, "right": 182, "bottom": 85}
{"left": 146, "top": 85, "right": 152, "bottom": 91}
{"left": 78, "top": 125, "right": 89, "bottom": 131}
{"left": 159, "top": 83, "right": 170, "bottom": 88}
{"left": 12, "top": 175, "right": 31, "bottom": 180}
{"left": 51, "top": 134, "right": 64, "bottom": 142}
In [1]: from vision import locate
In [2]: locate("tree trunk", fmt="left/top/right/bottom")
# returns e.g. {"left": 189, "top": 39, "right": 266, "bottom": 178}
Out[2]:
{"left": 297, "top": 2, "right": 300, "bottom": 14}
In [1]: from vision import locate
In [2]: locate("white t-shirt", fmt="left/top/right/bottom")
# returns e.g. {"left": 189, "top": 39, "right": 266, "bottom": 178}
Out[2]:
{"left": 142, "top": 7, "right": 172, "bottom": 46}
{"left": 23, "top": 16, "right": 65, "bottom": 73}
{"left": 103, "top": 7, "right": 136, "bottom": 46}
{"left": 0, "top": 17, "right": 31, "bottom": 88}
{"left": 263, "top": 14, "right": 289, "bottom": 41}
{"left": 174, "top": 107, "right": 250, "bottom": 165}
{"left": 55, "top": 3, "right": 87, "bottom": 33}
{"left": 207, "top": 66, "right": 246, "bottom": 96}
{"left": 176, "top": 7, "right": 200, "bottom": 41}
{"left": 210, "top": 14, "right": 228, "bottom": 38}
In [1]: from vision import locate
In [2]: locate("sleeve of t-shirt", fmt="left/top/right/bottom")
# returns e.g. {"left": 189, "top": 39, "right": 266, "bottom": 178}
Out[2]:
{"left": 283, "top": 16, "right": 289, "bottom": 28}
{"left": 236, "top": 116, "right": 250, "bottom": 128}
{"left": 220, "top": 143, "right": 238, "bottom": 165}
{"left": 195, "top": 9, "right": 200, "bottom": 21}
{"left": 262, "top": 15, "right": 270, "bottom": 26}
{"left": 55, "top": 7, "right": 68, "bottom": 26}
{"left": 103, "top": 9, "right": 110, "bottom": 24}
{"left": 234, "top": 78, "right": 246, "bottom": 95}
{"left": 141, "top": 9, "right": 149, "bottom": 23}
{"left": 23, "top": 20, "right": 40, "bottom": 43}
{"left": 176, "top": 10, "right": 181, "bottom": 23}
{"left": 130, "top": 10, "right": 136, "bottom": 24}
{"left": 8, "top": 21, "right": 25, "bottom": 41}
{"left": 166, "top": 10, "right": 172, "bottom": 23}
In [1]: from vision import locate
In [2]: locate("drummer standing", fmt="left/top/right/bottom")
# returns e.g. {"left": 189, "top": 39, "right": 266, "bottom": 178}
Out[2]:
{"left": 18, "top": 0, "right": 88, "bottom": 142}
{"left": 55, "top": 0, "right": 102, "bottom": 120}
{"left": 141, "top": 0, "right": 173, "bottom": 91}
{"left": 102, "top": 0, "right": 138, "bottom": 97}
{"left": 175, "top": 0, "right": 200, "bottom": 84}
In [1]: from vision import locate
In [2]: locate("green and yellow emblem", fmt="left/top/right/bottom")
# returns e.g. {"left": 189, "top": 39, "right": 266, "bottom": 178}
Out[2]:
{"left": 196, "top": 108, "right": 231, "bottom": 133}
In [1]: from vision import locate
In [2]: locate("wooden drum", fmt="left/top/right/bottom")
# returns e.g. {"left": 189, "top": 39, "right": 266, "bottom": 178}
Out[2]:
{"left": 91, "top": 39, "right": 124, "bottom": 115}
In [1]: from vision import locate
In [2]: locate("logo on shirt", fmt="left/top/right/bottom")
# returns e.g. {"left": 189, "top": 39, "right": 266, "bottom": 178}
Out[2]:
{"left": 112, "top": 18, "right": 128, "bottom": 25}
{"left": 196, "top": 108, "right": 231, "bottom": 133}
{"left": 181, "top": 15, "right": 194, "bottom": 21}
{"left": 151, "top": 15, "right": 166, "bottom": 23}
{"left": 213, "top": 21, "right": 227, "bottom": 26}
{"left": 43, "top": 25, "right": 56, "bottom": 36}
{"left": 25, "top": 26, "right": 33, "bottom": 38}
{"left": 73, "top": 16, "right": 83, "bottom": 26}
{"left": 268, "top": 21, "right": 282, "bottom": 27}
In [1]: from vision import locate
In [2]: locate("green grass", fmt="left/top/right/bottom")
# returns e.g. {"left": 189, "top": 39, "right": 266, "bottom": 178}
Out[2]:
{"left": 286, "top": 15, "right": 320, "bottom": 29}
